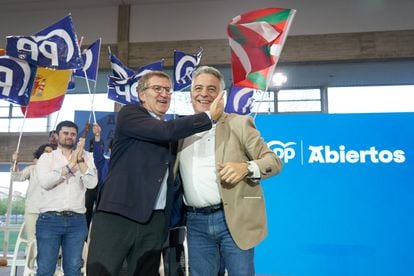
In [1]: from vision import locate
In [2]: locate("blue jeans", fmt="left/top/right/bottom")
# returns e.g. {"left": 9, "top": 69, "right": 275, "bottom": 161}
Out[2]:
{"left": 186, "top": 209, "right": 255, "bottom": 276}
{"left": 36, "top": 212, "right": 87, "bottom": 276}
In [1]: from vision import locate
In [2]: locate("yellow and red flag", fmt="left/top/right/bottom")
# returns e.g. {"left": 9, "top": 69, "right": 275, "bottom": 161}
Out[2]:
{"left": 21, "top": 67, "right": 71, "bottom": 117}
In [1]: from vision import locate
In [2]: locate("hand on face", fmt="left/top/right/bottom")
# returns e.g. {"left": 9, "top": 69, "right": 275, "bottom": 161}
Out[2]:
{"left": 210, "top": 91, "right": 224, "bottom": 121}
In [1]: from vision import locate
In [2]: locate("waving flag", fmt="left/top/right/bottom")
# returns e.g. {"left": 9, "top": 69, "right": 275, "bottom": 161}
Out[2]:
{"left": 0, "top": 55, "right": 37, "bottom": 106}
{"left": 224, "top": 85, "right": 255, "bottom": 115}
{"left": 107, "top": 57, "right": 164, "bottom": 105}
{"left": 21, "top": 67, "right": 71, "bottom": 117}
{"left": 74, "top": 38, "right": 101, "bottom": 81}
{"left": 109, "top": 50, "right": 135, "bottom": 79}
{"left": 173, "top": 48, "right": 202, "bottom": 91}
{"left": 227, "top": 7, "right": 296, "bottom": 90}
{"left": 6, "top": 15, "right": 83, "bottom": 69}
{"left": 107, "top": 74, "right": 140, "bottom": 105}
{"left": 137, "top": 60, "right": 164, "bottom": 76}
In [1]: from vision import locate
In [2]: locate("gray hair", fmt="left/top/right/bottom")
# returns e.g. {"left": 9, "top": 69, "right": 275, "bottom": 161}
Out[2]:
{"left": 191, "top": 66, "right": 226, "bottom": 91}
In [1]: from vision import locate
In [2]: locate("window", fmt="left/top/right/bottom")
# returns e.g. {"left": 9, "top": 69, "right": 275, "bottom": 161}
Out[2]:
{"left": 328, "top": 85, "right": 414, "bottom": 113}
{"left": 0, "top": 93, "right": 115, "bottom": 132}
{"left": 276, "top": 89, "right": 322, "bottom": 113}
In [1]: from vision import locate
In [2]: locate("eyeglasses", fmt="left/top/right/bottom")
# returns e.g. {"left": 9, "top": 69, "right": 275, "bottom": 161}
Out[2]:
{"left": 144, "top": 85, "right": 173, "bottom": 95}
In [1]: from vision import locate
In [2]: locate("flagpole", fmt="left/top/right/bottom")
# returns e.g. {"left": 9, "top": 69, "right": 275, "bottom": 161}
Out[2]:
{"left": 82, "top": 69, "right": 97, "bottom": 123}
{"left": 2, "top": 108, "right": 28, "bottom": 258}
{"left": 252, "top": 89, "right": 267, "bottom": 121}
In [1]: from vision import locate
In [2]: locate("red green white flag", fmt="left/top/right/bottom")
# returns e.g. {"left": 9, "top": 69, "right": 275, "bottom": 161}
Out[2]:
{"left": 227, "top": 7, "right": 296, "bottom": 91}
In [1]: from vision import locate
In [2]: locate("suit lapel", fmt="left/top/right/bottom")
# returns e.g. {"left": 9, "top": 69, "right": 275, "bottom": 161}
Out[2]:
{"left": 215, "top": 113, "right": 229, "bottom": 164}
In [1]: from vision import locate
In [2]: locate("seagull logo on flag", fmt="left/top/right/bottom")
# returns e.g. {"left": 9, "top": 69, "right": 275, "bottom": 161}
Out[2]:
{"left": 173, "top": 48, "right": 202, "bottom": 91}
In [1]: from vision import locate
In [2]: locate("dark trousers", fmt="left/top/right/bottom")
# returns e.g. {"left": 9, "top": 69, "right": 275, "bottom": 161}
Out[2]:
{"left": 86, "top": 211, "right": 165, "bottom": 276}
{"left": 85, "top": 187, "right": 98, "bottom": 229}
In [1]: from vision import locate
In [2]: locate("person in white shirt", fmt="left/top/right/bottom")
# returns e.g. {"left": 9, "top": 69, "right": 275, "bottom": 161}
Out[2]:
{"left": 11, "top": 143, "right": 55, "bottom": 242}
{"left": 36, "top": 120, "right": 97, "bottom": 276}
{"left": 179, "top": 66, "right": 283, "bottom": 275}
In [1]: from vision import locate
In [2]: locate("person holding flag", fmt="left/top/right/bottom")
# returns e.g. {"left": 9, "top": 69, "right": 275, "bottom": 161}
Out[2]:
{"left": 87, "top": 71, "right": 224, "bottom": 275}
{"left": 178, "top": 66, "right": 283, "bottom": 275}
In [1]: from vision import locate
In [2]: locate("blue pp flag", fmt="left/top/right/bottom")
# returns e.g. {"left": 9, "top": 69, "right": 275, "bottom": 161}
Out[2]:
{"left": 173, "top": 48, "right": 202, "bottom": 91}
{"left": 6, "top": 15, "right": 83, "bottom": 70}
{"left": 137, "top": 59, "right": 164, "bottom": 76}
{"left": 0, "top": 55, "right": 37, "bottom": 106}
{"left": 224, "top": 85, "right": 255, "bottom": 115}
{"left": 107, "top": 58, "right": 164, "bottom": 105}
{"left": 109, "top": 50, "right": 136, "bottom": 79}
{"left": 74, "top": 38, "right": 101, "bottom": 82}
{"left": 107, "top": 74, "right": 140, "bottom": 105}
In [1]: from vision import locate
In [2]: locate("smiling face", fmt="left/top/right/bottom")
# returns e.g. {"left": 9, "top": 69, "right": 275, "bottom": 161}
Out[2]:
{"left": 58, "top": 126, "right": 77, "bottom": 149}
{"left": 138, "top": 75, "right": 172, "bottom": 118}
{"left": 191, "top": 73, "right": 221, "bottom": 113}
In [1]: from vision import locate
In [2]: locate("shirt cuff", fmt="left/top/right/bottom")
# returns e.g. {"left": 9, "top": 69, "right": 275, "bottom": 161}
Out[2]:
{"left": 247, "top": 161, "right": 261, "bottom": 180}
{"left": 204, "top": 111, "right": 216, "bottom": 124}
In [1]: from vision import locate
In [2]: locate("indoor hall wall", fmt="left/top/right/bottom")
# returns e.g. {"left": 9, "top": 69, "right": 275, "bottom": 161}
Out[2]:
{"left": 129, "top": 0, "right": 414, "bottom": 42}
{"left": 0, "top": 5, "right": 118, "bottom": 47}
{"left": 1, "top": 0, "right": 414, "bottom": 46}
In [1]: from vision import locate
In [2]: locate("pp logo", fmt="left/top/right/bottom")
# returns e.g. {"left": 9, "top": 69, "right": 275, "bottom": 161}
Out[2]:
{"left": 267, "top": 141, "right": 296, "bottom": 163}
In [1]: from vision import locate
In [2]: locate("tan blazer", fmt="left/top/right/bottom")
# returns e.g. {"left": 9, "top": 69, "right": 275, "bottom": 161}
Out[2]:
{"left": 214, "top": 113, "right": 282, "bottom": 250}
{"left": 176, "top": 113, "right": 282, "bottom": 250}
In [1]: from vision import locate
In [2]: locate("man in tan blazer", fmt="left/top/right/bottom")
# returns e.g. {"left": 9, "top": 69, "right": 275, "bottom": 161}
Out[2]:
{"left": 179, "top": 66, "right": 283, "bottom": 275}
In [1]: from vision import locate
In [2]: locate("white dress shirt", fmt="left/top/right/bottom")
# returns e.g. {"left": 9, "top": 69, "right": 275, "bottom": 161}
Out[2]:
{"left": 36, "top": 149, "right": 97, "bottom": 213}
{"left": 180, "top": 125, "right": 221, "bottom": 208}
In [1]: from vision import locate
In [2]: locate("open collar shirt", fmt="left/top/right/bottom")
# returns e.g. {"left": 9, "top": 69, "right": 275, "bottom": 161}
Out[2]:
{"left": 36, "top": 148, "right": 97, "bottom": 213}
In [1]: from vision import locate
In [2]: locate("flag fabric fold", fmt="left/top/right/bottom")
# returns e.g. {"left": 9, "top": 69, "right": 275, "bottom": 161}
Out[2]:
{"left": 74, "top": 38, "right": 101, "bottom": 82}
{"left": 21, "top": 67, "right": 71, "bottom": 117}
{"left": 107, "top": 74, "right": 140, "bottom": 105}
{"left": 173, "top": 48, "right": 203, "bottom": 91}
{"left": 107, "top": 49, "right": 165, "bottom": 105}
{"left": 227, "top": 7, "right": 296, "bottom": 90}
{"left": 0, "top": 55, "right": 37, "bottom": 106}
{"left": 6, "top": 15, "right": 83, "bottom": 69}
{"left": 109, "top": 51, "right": 136, "bottom": 79}
{"left": 224, "top": 85, "right": 255, "bottom": 115}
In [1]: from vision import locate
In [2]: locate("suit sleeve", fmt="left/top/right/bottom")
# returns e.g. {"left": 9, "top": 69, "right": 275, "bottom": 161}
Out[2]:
{"left": 242, "top": 116, "right": 283, "bottom": 180}
{"left": 117, "top": 105, "right": 212, "bottom": 143}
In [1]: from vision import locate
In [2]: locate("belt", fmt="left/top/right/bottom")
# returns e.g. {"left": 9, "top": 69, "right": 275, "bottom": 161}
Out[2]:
{"left": 45, "top": 211, "right": 81, "bottom": 217}
{"left": 186, "top": 203, "right": 223, "bottom": 214}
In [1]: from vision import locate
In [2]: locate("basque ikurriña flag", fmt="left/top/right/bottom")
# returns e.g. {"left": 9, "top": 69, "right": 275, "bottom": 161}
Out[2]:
{"left": 0, "top": 55, "right": 37, "bottom": 106}
{"left": 74, "top": 38, "right": 101, "bottom": 82}
{"left": 21, "top": 67, "right": 71, "bottom": 117}
{"left": 6, "top": 15, "right": 83, "bottom": 70}
{"left": 227, "top": 7, "right": 296, "bottom": 90}
{"left": 224, "top": 85, "right": 255, "bottom": 115}
{"left": 173, "top": 48, "right": 202, "bottom": 91}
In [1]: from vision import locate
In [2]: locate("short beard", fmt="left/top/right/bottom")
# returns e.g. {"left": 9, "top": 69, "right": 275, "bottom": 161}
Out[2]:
{"left": 59, "top": 142, "right": 74, "bottom": 150}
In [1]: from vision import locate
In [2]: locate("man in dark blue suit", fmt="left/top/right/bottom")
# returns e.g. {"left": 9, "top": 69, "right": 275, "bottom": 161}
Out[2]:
{"left": 87, "top": 71, "right": 223, "bottom": 276}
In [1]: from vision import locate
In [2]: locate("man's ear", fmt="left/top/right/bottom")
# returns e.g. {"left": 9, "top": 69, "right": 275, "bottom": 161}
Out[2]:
{"left": 138, "top": 90, "right": 145, "bottom": 103}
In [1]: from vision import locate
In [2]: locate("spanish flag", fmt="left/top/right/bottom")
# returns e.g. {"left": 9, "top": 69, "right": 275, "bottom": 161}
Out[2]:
{"left": 21, "top": 67, "right": 71, "bottom": 118}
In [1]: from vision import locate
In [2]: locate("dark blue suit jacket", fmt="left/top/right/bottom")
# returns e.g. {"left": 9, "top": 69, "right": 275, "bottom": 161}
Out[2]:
{"left": 97, "top": 104, "right": 212, "bottom": 232}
